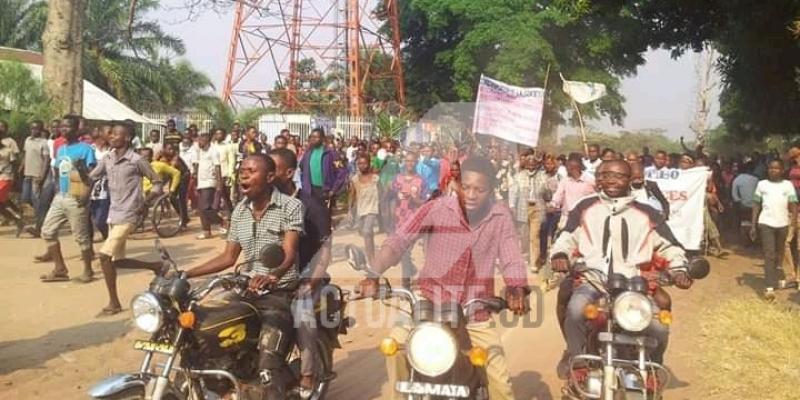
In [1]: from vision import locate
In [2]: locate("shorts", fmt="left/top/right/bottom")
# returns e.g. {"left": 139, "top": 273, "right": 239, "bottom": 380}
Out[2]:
{"left": 357, "top": 214, "right": 378, "bottom": 237}
{"left": 0, "top": 179, "right": 11, "bottom": 203}
{"left": 197, "top": 187, "right": 216, "bottom": 211}
{"left": 99, "top": 223, "right": 136, "bottom": 260}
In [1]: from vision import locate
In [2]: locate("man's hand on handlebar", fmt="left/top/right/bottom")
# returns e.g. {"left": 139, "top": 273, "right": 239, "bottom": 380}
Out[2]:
{"left": 672, "top": 271, "right": 693, "bottom": 289}
{"left": 356, "top": 278, "right": 380, "bottom": 299}
{"left": 505, "top": 287, "right": 529, "bottom": 315}
{"left": 551, "top": 254, "right": 569, "bottom": 273}
{"left": 249, "top": 274, "right": 279, "bottom": 291}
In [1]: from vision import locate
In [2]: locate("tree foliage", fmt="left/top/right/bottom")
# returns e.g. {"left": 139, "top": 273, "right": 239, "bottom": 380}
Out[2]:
{"left": 195, "top": 96, "right": 272, "bottom": 131}
{"left": 2, "top": 0, "right": 213, "bottom": 113}
{"left": 400, "top": 0, "right": 650, "bottom": 141}
{"left": 555, "top": 128, "right": 682, "bottom": 155}
{"left": 633, "top": 0, "right": 800, "bottom": 138}
{"left": 0, "top": 60, "right": 55, "bottom": 140}
{"left": 0, "top": 0, "right": 47, "bottom": 51}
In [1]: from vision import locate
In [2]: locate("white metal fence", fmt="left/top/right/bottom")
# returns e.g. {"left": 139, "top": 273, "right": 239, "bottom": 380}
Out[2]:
{"left": 141, "top": 111, "right": 379, "bottom": 142}
{"left": 141, "top": 112, "right": 215, "bottom": 141}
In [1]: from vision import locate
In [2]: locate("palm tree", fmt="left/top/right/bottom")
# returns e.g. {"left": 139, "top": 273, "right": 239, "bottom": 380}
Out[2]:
{"left": 2, "top": 0, "right": 213, "bottom": 112}
{"left": 0, "top": 0, "right": 47, "bottom": 50}
{"left": 80, "top": 0, "right": 211, "bottom": 109}
{"left": 195, "top": 97, "right": 274, "bottom": 131}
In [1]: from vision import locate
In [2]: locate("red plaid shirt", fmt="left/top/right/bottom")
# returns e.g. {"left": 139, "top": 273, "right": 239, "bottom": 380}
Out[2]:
{"left": 384, "top": 196, "right": 528, "bottom": 313}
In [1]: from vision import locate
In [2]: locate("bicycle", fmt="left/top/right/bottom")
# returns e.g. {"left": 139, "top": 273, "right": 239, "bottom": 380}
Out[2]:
{"left": 135, "top": 191, "right": 182, "bottom": 238}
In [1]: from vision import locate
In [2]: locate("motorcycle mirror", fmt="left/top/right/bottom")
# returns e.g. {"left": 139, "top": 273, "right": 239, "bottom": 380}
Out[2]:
{"left": 628, "top": 276, "right": 648, "bottom": 293}
{"left": 687, "top": 257, "right": 711, "bottom": 280}
{"left": 483, "top": 297, "right": 508, "bottom": 313}
{"left": 608, "top": 273, "right": 629, "bottom": 294}
{"left": 154, "top": 239, "right": 178, "bottom": 273}
{"left": 260, "top": 243, "right": 286, "bottom": 270}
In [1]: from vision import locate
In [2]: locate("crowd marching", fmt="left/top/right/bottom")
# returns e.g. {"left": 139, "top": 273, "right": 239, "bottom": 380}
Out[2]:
{"left": 2, "top": 114, "right": 800, "bottom": 397}
{"left": 2, "top": 117, "right": 800, "bottom": 296}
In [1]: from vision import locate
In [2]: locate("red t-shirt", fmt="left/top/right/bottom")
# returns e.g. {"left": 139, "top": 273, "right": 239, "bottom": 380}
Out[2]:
{"left": 789, "top": 165, "right": 800, "bottom": 190}
{"left": 53, "top": 137, "right": 67, "bottom": 157}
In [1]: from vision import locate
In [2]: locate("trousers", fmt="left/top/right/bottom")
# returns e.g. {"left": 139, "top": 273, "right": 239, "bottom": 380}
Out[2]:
{"left": 387, "top": 315, "right": 514, "bottom": 400}
{"left": 564, "top": 283, "right": 669, "bottom": 364}
{"left": 759, "top": 224, "right": 788, "bottom": 289}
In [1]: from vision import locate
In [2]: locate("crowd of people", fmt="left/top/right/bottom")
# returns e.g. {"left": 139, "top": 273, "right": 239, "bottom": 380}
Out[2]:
{"left": 2, "top": 116, "right": 799, "bottom": 300}
{"left": 3, "top": 113, "right": 800, "bottom": 397}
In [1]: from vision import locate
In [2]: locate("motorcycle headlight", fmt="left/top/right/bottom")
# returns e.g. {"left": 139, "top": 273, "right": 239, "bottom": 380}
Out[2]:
{"left": 612, "top": 292, "right": 653, "bottom": 332}
{"left": 406, "top": 323, "right": 458, "bottom": 377}
{"left": 131, "top": 292, "right": 164, "bottom": 333}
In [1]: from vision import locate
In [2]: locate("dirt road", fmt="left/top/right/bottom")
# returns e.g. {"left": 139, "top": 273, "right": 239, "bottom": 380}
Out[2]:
{"left": 0, "top": 224, "right": 770, "bottom": 399}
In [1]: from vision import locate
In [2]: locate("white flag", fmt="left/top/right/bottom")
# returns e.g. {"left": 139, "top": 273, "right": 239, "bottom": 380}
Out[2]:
{"left": 561, "top": 73, "right": 607, "bottom": 104}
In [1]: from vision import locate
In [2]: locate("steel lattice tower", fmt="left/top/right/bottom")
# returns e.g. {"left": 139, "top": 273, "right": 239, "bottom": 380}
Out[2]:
{"left": 221, "top": 0, "right": 405, "bottom": 118}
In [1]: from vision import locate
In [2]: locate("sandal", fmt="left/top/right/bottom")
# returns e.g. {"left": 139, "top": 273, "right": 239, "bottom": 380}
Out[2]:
{"left": 34, "top": 253, "right": 53, "bottom": 263}
{"left": 96, "top": 306, "right": 123, "bottom": 317}
{"left": 196, "top": 233, "right": 212, "bottom": 240}
{"left": 74, "top": 273, "right": 95, "bottom": 283}
{"left": 40, "top": 271, "right": 70, "bottom": 282}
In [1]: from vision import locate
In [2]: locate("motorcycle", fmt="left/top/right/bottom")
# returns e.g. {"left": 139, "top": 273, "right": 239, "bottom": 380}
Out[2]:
{"left": 562, "top": 257, "right": 710, "bottom": 400}
{"left": 88, "top": 240, "right": 351, "bottom": 400}
{"left": 345, "top": 245, "right": 512, "bottom": 400}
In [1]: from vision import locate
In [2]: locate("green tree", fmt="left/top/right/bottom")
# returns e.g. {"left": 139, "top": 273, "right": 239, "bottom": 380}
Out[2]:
{"left": 0, "top": 61, "right": 55, "bottom": 140}
{"left": 635, "top": 0, "right": 800, "bottom": 138}
{"left": 195, "top": 97, "right": 273, "bottom": 131}
{"left": 2, "top": 0, "right": 213, "bottom": 112}
{"left": 399, "top": 0, "right": 650, "bottom": 142}
{"left": 556, "top": 128, "right": 681, "bottom": 155}
{"left": 0, "top": 0, "right": 47, "bottom": 50}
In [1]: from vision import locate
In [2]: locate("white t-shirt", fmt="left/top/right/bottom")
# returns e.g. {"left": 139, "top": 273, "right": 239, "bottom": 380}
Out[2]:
{"left": 195, "top": 146, "right": 221, "bottom": 189}
{"left": 212, "top": 142, "right": 233, "bottom": 178}
{"left": 179, "top": 142, "right": 198, "bottom": 167}
{"left": 346, "top": 146, "right": 359, "bottom": 163}
{"left": 556, "top": 165, "right": 568, "bottom": 181}
{"left": 145, "top": 141, "right": 163, "bottom": 156}
{"left": 754, "top": 180, "right": 798, "bottom": 228}
{"left": 582, "top": 158, "right": 601, "bottom": 176}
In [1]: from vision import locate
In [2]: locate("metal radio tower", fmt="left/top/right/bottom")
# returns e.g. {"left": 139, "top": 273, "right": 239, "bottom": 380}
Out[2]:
{"left": 221, "top": 0, "right": 405, "bottom": 118}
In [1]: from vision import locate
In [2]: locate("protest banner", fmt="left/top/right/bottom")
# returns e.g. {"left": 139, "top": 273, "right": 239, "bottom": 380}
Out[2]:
{"left": 649, "top": 166, "right": 710, "bottom": 250}
{"left": 472, "top": 75, "right": 545, "bottom": 147}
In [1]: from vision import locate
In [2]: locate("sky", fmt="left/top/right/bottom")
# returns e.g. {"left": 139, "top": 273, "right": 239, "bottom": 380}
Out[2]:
{"left": 154, "top": 4, "right": 721, "bottom": 141}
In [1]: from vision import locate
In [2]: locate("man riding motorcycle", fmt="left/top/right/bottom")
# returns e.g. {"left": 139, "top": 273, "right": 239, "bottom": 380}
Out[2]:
{"left": 183, "top": 153, "right": 304, "bottom": 398}
{"left": 550, "top": 160, "right": 694, "bottom": 378}
{"left": 358, "top": 156, "right": 529, "bottom": 400}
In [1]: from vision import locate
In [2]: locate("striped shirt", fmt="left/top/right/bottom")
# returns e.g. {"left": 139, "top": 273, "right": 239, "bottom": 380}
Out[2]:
{"left": 227, "top": 190, "right": 304, "bottom": 289}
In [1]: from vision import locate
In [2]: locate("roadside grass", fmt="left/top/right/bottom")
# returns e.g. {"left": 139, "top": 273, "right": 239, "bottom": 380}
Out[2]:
{"left": 696, "top": 296, "right": 800, "bottom": 399}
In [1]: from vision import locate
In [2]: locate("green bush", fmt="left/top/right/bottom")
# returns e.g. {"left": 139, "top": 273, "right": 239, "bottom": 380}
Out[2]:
{"left": 0, "top": 60, "right": 55, "bottom": 140}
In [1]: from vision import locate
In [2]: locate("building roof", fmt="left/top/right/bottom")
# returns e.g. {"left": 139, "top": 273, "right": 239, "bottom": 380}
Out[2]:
{"left": 0, "top": 47, "right": 157, "bottom": 124}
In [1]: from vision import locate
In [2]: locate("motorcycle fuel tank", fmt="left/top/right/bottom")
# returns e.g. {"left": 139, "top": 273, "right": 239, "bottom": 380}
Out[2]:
{"left": 193, "top": 298, "right": 261, "bottom": 355}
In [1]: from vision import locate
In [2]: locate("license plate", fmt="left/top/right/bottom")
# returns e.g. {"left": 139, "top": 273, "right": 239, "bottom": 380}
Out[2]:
{"left": 133, "top": 339, "right": 175, "bottom": 355}
{"left": 395, "top": 381, "right": 470, "bottom": 398}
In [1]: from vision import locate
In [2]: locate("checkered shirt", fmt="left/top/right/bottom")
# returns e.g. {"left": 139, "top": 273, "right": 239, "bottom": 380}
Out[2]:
{"left": 383, "top": 196, "right": 528, "bottom": 320}
{"left": 227, "top": 190, "right": 304, "bottom": 289}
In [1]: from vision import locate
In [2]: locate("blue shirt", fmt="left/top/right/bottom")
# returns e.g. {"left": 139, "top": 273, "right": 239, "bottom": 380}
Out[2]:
{"left": 56, "top": 142, "right": 97, "bottom": 194}
{"left": 416, "top": 157, "right": 440, "bottom": 195}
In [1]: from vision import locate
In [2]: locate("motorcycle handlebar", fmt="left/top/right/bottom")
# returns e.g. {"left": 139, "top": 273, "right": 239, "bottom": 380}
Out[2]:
{"left": 192, "top": 273, "right": 253, "bottom": 301}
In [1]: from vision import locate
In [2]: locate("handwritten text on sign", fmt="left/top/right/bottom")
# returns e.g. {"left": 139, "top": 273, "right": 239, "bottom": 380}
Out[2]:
{"left": 472, "top": 75, "right": 545, "bottom": 147}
